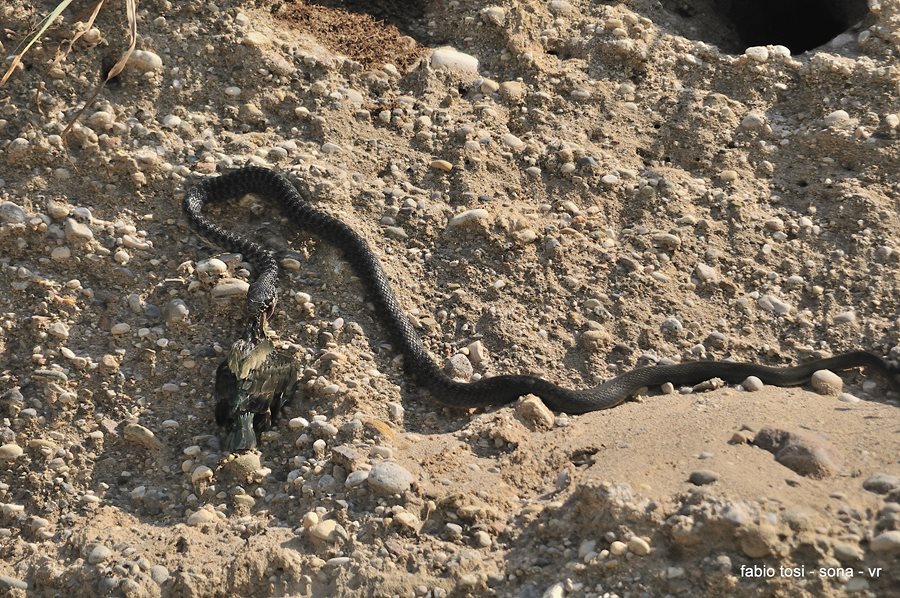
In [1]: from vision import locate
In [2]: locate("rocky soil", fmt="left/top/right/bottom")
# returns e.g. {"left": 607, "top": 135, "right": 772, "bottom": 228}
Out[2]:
{"left": 1, "top": 0, "right": 899, "bottom": 596}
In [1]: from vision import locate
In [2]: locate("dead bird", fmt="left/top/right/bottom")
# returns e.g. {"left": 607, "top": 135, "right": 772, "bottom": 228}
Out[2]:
{"left": 212, "top": 266, "right": 299, "bottom": 451}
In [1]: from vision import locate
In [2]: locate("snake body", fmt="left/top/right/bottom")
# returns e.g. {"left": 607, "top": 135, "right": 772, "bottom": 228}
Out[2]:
{"left": 184, "top": 167, "right": 899, "bottom": 450}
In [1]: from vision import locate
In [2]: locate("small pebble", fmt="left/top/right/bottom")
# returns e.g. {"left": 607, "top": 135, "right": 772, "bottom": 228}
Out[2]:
{"left": 191, "top": 465, "right": 213, "bottom": 484}
{"left": 127, "top": 49, "right": 163, "bottom": 72}
{"left": 515, "top": 395, "right": 555, "bottom": 430}
{"left": 448, "top": 209, "right": 489, "bottom": 229}
{"left": 212, "top": 278, "right": 250, "bottom": 298}
{"left": 394, "top": 511, "right": 420, "bottom": 531}
{"left": 430, "top": 47, "right": 479, "bottom": 73}
{"left": 689, "top": 470, "right": 720, "bottom": 486}
{"left": 289, "top": 417, "right": 309, "bottom": 430}
{"left": 542, "top": 582, "right": 565, "bottom": 598}
{"left": 196, "top": 258, "right": 227, "bottom": 274}
{"left": 824, "top": 109, "right": 850, "bottom": 126}
{"left": 345, "top": 470, "right": 369, "bottom": 487}
{"left": 301, "top": 511, "right": 319, "bottom": 528}
{"left": 123, "top": 423, "right": 161, "bottom": 450}
{"left": 869, "top": 531, "right": 900, "bottom": 554}
{"left": 501, "top": 133, "right": 525, "bottom": 150}
{"left": 833, "top": 311, "right": 856, "bottom": 325}
{"left": 481, "top": 6, "right": 506, "bottom": 26}
{"left": 0, "top": 201, "right": 26, "bottom": 224}
{"left": 309, "top": 519, "right": 340, "bottom": 542}
{"left": 833, "top": 542, "right": 864, "bottom": 562}
{"left": 64, "top": 218, "right": 93, "bottom": 243}
{"left": 694, "top": 263, "right": 718, "bottom": 284}
{"left": 741, "top": 112, "right": 767, "bottom": 131}
{"left": 811, "top": 370, "right": 843, "bottom": 395}
{"left": 627, "top": 536, "right": 651, "bottom": 556}
{"left": 0, "top": 576, "right": 28, "bottom": 591}
{"left": 837, "top": 393, "right": 861, "bottom": 404}
{"left": 48, "top": 321, "right": 69, "bottom": 340}
{"left": 367, "top": 462, "right": 415, "bottom": 496}
{"left": 110, "top": 323, "right": 131, "bottom": 335}
{"left": 88, "top": 545, "right": 113, "bottom": 565}
{"left": 499, "top": 81, "right": 527, "bottom": 102}
{"left": 430, "top": 159, "right": 453, "bottom": 172}
{"left": 326, "top": 557, "right": 351, "bottom": 567}
{"left": 863, "top": 473, "right": 900, "bottom": 494}
{"left": 51, "top": 246, "right": 71, "bottom": 260}
{"left": 163, "top": 299, "right": 190, "bottom": 323}
{"left": 0, "top": 444, "right": 24, "bottom": 461}
{"left": 187, "top": 508, "right": 217, "bottom": 526}
{"left": 479, "top": 79, "right": 499, "bottom": 94}
{"left": 744, "top": 46, "right": 769, "bottom": 62}
{"left": 741, "top": 376, "right": 763, "bottom": 392}
{"left": 758, "top": 294, "right": 792, "bottom": 316}
{"left": 753, "top": 427, "right": 841, "bottom": 479}
{"left": 445, "top": 353, "right": 473, "bottom": 381}
{"left": 150, "top": 565, "right": 170, "bottom": 584}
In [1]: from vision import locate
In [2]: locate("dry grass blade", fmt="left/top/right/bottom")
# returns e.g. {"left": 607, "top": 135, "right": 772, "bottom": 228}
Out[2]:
{"left": 61, "top": 0, "right": 137, "bottom": 144}
{"left": 51, "top": 0, "right": 107, "bottom": 71}
{"left": 0, "top": 0, "right": 76, "bottom": 86}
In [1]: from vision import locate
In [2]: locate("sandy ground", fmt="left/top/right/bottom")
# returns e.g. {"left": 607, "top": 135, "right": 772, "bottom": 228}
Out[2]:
{"left": 1, "top": 0, "right": 899, "bottom": 596}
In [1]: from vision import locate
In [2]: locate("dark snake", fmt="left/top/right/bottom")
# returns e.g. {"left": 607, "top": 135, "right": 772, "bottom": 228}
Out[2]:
{"left": 183, "top": 166, "right": 900, "bottom": 451}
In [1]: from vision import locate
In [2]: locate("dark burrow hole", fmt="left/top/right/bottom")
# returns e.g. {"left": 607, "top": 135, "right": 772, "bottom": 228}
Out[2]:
{"left": 658, "top": 0, "right": 871, "bottom": 54}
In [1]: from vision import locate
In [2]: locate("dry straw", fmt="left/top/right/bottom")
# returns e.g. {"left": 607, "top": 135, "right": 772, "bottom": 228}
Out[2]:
{"left": 1, "top": 0, "right": 138, "bottom": 143}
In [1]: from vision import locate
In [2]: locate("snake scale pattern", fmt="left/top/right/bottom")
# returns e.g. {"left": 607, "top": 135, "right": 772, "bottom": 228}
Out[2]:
{"left": 183, "top": 166, "right": 900, "bottom": 451}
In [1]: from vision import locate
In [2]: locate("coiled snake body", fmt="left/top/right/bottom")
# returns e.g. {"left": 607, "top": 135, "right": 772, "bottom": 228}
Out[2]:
{"left": 184, "top": 167, "right": 900, "bottom": 451}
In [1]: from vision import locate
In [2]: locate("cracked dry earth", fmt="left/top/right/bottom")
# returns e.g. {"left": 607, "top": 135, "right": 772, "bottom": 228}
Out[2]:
{"left": 1, "top": 0, "right": 900, "bottom": 596}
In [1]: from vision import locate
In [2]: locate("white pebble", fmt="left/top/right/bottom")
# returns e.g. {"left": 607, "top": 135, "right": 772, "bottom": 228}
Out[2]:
{"left": 88, "top": 545, "right": 113, "bottom": 565}
{"left": 367, "top": 462, "right": 415, "bottom": 495}
{"left": 191, "top": 465, "right": 213, "bottom": 484}
{"left": 127, "top": 50, "right": 163, "bottom": 72}
{"left": 187, "top": 508, "right": 217, "bottom": 526}
{"left": 0, "top": 444, "right": 24, "bottom": 461}
{"left": 824, "top": 110, "right": 850, "bottom": 126}
{"left": 628, "top": 536, "right": 651, "bottom": 556}
{"left": 837, "top": 393, "right": 861, "bottom": 404}
{"left": 110, "top": 323, "right": 131, "bottom": 335}
{"left": 212, "top": 278, "right": 250, "bottom": 298}
{"left": 744, "top": 46, "right": 769, "bottom": 62}
{"left": 448, "top": 209, "right": 489, "bottom": 229}
{"left": 480, "top": 6, "right": 506, "bottom": 26}
{"left": 196, "top": 258, "right": 227, "bottom": 274}
{"left": 289, "top": 417, "right": 309, "bottom": 429}
{"left": 811, "top": 370, "right": 843, "bottom": 395}
{"left": 501, "top": 133, "right": 525, "bottom": 150}
{"left": 430, "top": 47, "right": 479, "bottom": 73}
{"left": 742, "top": 376, "right": 764, "bottom": 392}
{"left": 601, "top": 174, "right": 619, "bottom": 185}
{"left": 64, "top": 218, "right": 93, "bottom": 243}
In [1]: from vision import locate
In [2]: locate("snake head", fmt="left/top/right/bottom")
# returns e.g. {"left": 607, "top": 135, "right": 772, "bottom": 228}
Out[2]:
{"left": 247, "top": 273, "right": 278, "bottom": 333}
